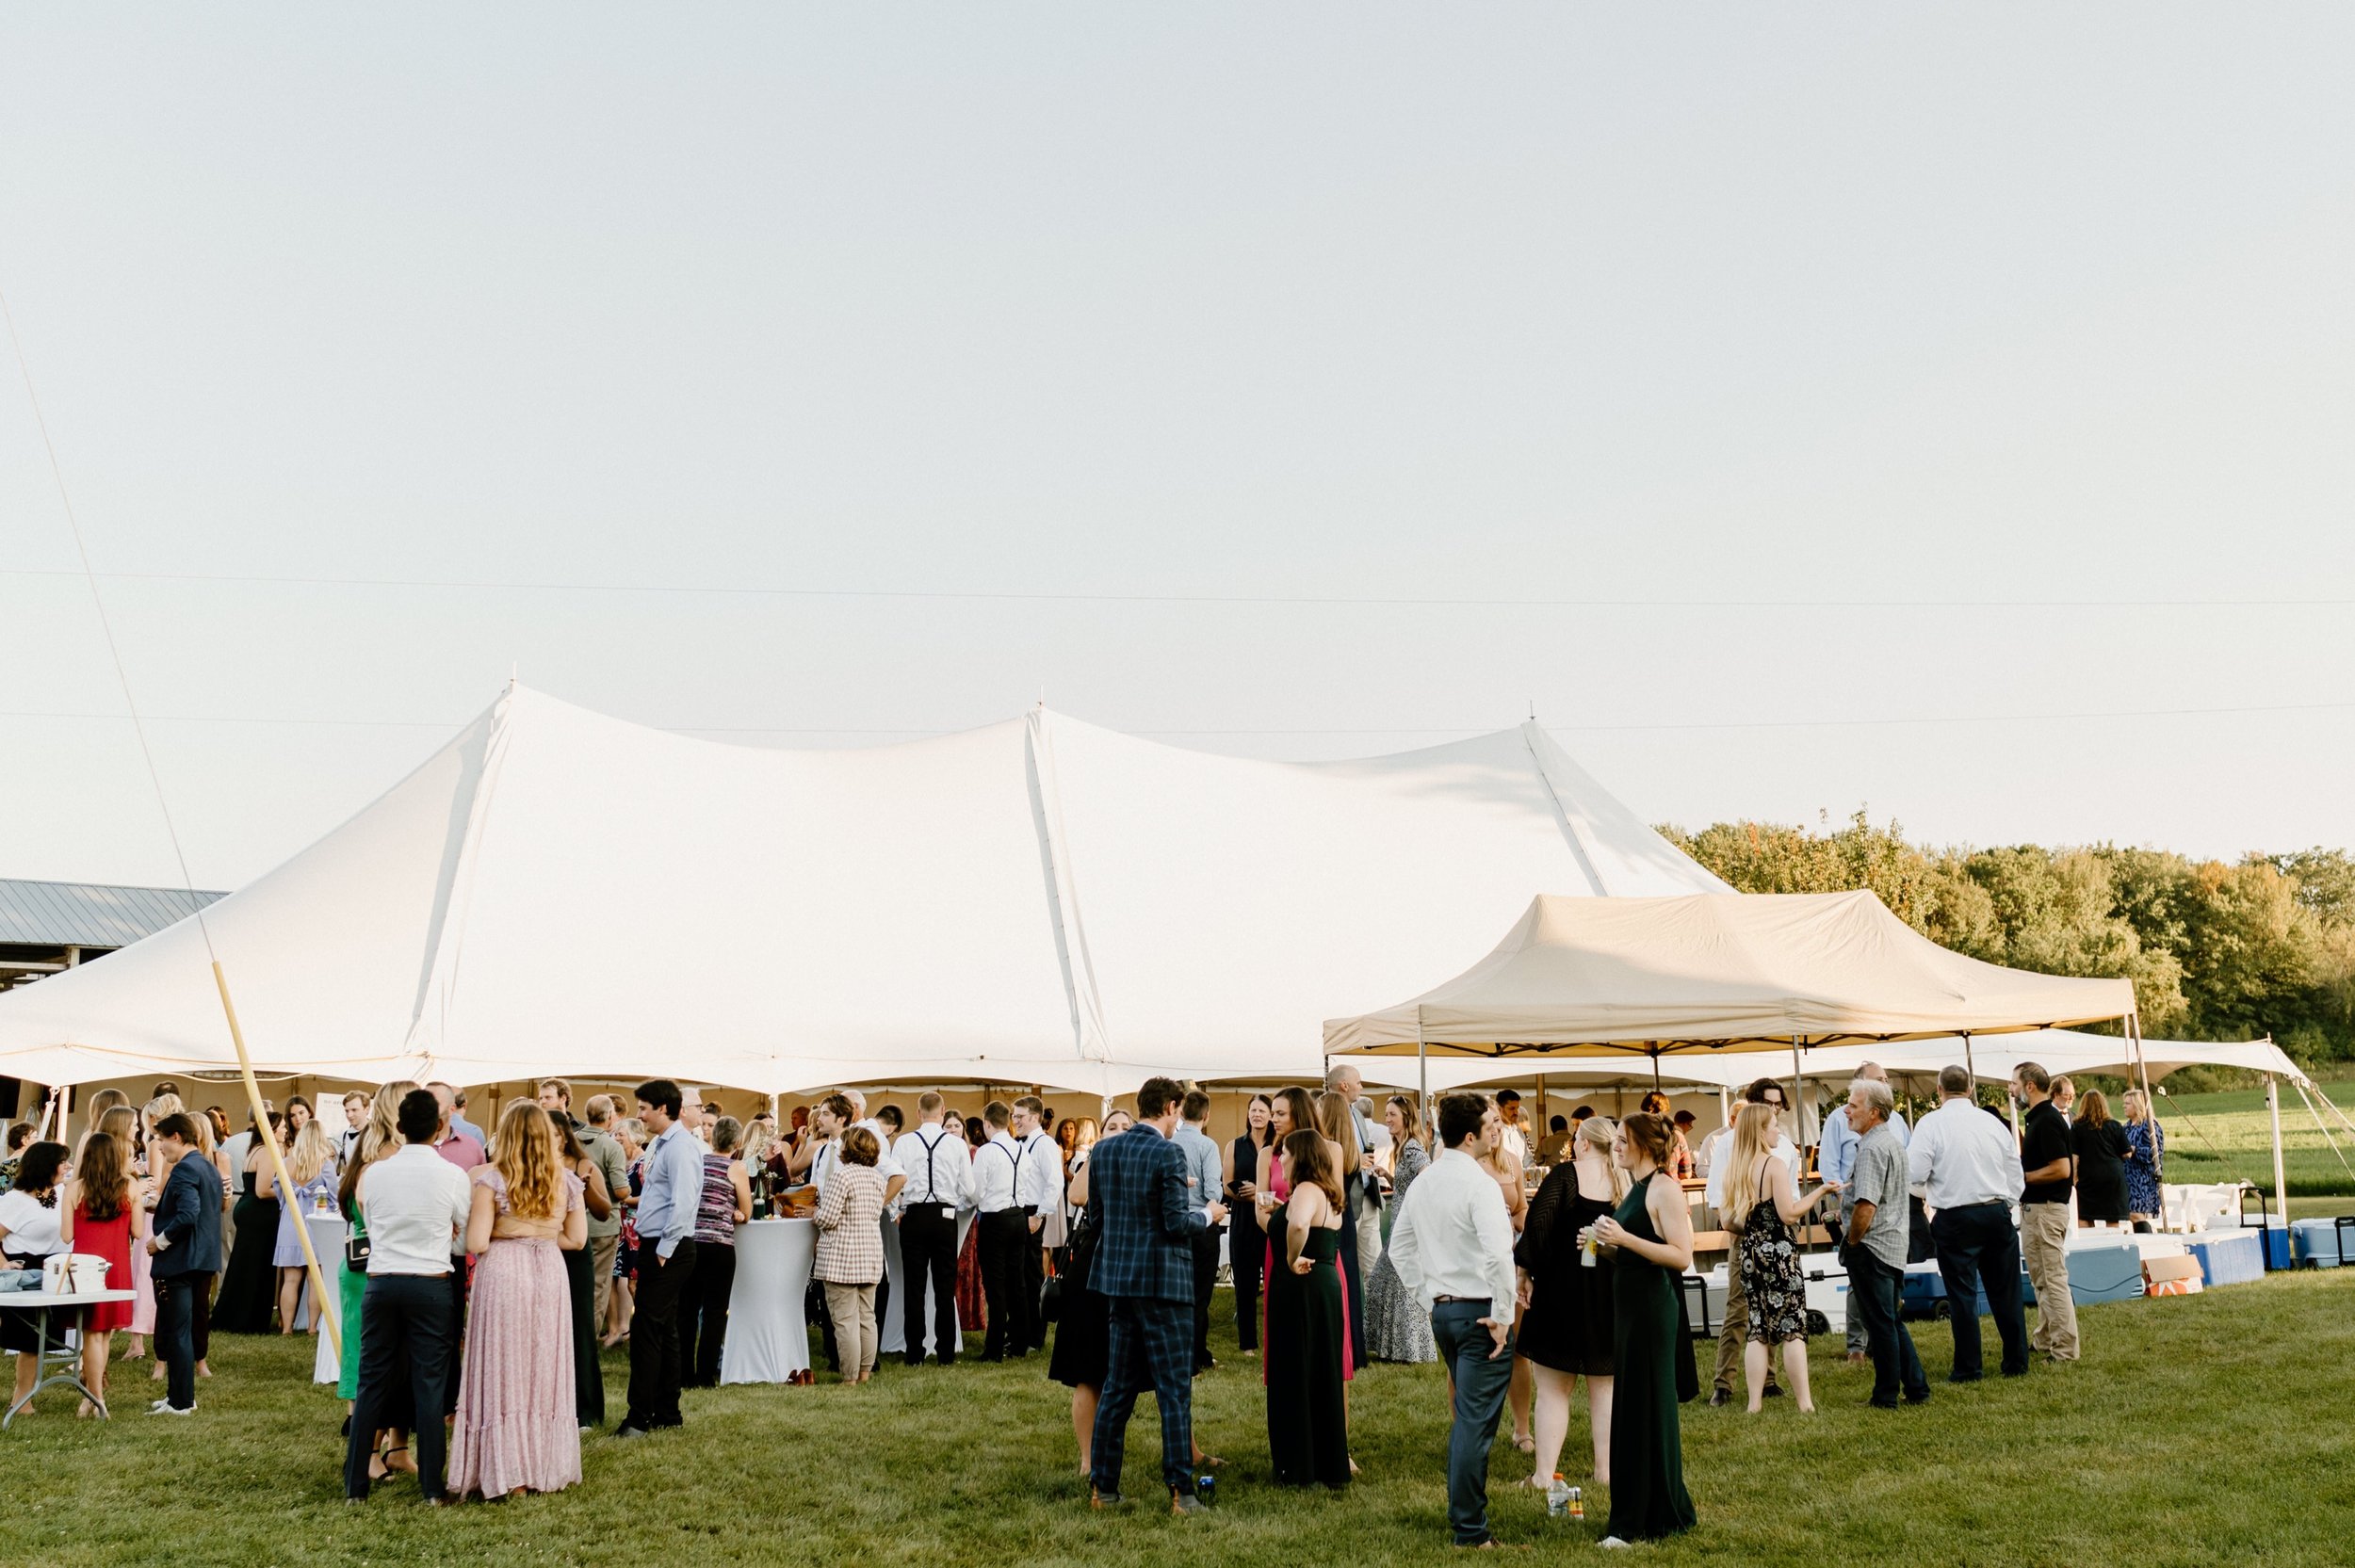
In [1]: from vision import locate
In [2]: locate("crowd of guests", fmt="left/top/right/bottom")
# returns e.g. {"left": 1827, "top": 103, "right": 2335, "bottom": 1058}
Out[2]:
{"left": 0, "top": 1055, "right": 2166, "bottom": 1541}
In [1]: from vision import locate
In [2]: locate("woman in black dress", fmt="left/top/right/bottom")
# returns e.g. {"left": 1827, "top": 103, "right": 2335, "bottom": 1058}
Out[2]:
{"left": 2071, "top": 1091, "right": 2132, "bottom": 1225}
{"left": 214, "top": 1114, "right": 284, "bottom": 1333}
{"left": 1264, "top": 1129, "right": 1349, "bottom": 1490}
{"left": 1588, "top": 1111, "right": 1696, "bottom": 1547}
{"left": 1226, "top": 1096, "right": 1274, "bottom": 1358}
{"left": 1516, "top": 1114, "right": 1623, "bottom": 1489}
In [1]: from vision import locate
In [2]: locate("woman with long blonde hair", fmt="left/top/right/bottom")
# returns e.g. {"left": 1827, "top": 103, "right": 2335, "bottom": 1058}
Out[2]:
{"left": 268, "top": 1118, "right": 340, "bottom": 1335}
{"left": 447, "top": 1097, "right": 585, "bottom": 1498}
{"left": 1723, "top": 1101, "right": 1829, "bottom": 1413}
{"left": 1471, "top": 1095, "right": 1535, "bottom": 1452}
{"left": 1517, "top": 1113, "right": 1629, "bottom": 1490}
{"left": 129, "top": 1094, "right": 184, "bottom": 1369}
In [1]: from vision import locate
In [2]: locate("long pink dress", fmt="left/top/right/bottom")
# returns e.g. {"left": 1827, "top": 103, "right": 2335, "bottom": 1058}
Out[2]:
{"left": 130, "top": 1165, "right": 156, "bottom": 1336}
{"left": 448, "top": 1169, "right": 584, "bottom": 1499}
{"left": 1263, "top": 1158, "right": 1353, "bottom": 1384}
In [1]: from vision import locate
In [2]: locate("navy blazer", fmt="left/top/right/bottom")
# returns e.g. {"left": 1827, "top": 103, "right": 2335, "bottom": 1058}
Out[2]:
{"left": 150, "top": 1153, "right": 225, "bottom": 1279}
{"left": 1083, "top": 1123, "right": 1208, "bottom": 1303}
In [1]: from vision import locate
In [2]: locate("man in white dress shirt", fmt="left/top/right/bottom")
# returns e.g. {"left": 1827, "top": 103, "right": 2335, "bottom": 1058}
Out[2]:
{"left": 1908, "top": 1063, "right": 2028, "bottom": 1382}
{"left": 973, "top": 1101, "right": 1034, "bottom": 1361}
{"left": 1704, "top": 1078, "right": 1795, "bottom": 1404}
{"left": 1011, "top": 1095, "right": 1061, "bottom": 1351}
{"left": 892, "top": 1092, "right": 972, "bottom": 1366}
{"left": 1388, "top": 1092, "right": 1519, "bottom": 1550}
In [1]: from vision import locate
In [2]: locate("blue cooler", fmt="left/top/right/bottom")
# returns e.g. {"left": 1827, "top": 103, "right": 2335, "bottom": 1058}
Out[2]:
{"left": 2066, "top": 1243, "right": 2144, "bottom": 1305}
{"left": 2187, "top": 1231, "right": 2264, "bottom": 1287}
{"left": 1901, "top": 1263, "right": 1945, "bottom": 1317}
{"left": 2291, "top": 1218, "right": 2355, "bottom": 1268}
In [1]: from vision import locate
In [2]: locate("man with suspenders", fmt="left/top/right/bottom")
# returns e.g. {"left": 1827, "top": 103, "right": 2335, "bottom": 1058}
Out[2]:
{"left": 1010, "top": 1095, "right": 1062, "bottom": 1352}
{"left": 974, "top": 1101, "right": 1032, "bottom": 1360}
{"left": 891, "top": 1091, "right": 973, "bottom": 1366}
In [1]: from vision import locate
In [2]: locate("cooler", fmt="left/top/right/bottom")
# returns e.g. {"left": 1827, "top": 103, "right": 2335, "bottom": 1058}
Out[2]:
{"left": 2064, "top": 1242, "right": 2144, "bottom": 1305}
{"left": 2290, "top": 1218, "right": 2355, "bottom": 1268}
{"left": 2186, "top": 1231, "right": 2264, "bottom": 1288}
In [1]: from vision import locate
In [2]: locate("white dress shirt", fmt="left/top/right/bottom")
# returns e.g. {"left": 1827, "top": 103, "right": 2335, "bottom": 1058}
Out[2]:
{"left": 856, "top": 1119, "right": 905, "bottom": 1186}
{"left": 1908, "top": 1098, "right": 2026, "bottom": 1211}
{"left": 974, "top": 1130, "right": 1033, "bottom": 1213}
{"left": 892, "top": 1123, "right": 973, "bottom": 1210}
{"left": 355, "top": 1143, "right": 472, "bottom": 1276}
{"left": 1385, "top": 1146, "right": 1517, "bottom": 1311}
{"left": 1705, "top": 1132, "right": 1797, "bottom": 1212}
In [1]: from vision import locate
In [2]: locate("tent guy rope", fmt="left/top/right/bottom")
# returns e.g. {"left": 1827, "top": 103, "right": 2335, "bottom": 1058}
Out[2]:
{"left": 1, "top": 277, "right": 341, "bottom": 1360}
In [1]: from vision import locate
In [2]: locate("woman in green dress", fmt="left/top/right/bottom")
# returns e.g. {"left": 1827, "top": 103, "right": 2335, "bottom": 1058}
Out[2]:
{"left": 1588, "top": 1110, "right": 1696, "bottom": 1546}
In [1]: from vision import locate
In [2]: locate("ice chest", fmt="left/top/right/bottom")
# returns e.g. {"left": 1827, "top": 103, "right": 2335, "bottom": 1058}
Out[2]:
{"left": 2065, "top": 1243, "right": 2144, "bottom": 1305}
{"left": 2186, "top": 1232, "right": 2264, "bottom": 1287}
{"left": 2290, "top": 1218, "right": 2355, "bottom": 1268}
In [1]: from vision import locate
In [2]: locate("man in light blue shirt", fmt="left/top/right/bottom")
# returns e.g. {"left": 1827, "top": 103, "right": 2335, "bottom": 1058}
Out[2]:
{"left": 1173, "top": 1089, "right": 1226, "bottom": 1372}
{"left": 619, "top": 1078, "right": 704, "bottom": 1438}
{"left": 1821, "top": 1062, "right": 1908, "bottom": 1364}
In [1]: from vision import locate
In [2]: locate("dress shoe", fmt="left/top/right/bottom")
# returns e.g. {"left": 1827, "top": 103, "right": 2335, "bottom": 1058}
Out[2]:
{"left": 1707, "top": 1388, "right": 1731, "bottom": 1407}
{"left": 1089, "top": 1489, "right": 1127, "bottom": 1511}
{"left": 612, "top": 1424, "right": 651, "bottom": 1441}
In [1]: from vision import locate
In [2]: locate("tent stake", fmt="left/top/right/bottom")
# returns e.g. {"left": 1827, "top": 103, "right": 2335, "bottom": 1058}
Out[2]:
{"left": 213, "top": 961, "right": 341, "bottom": 1359}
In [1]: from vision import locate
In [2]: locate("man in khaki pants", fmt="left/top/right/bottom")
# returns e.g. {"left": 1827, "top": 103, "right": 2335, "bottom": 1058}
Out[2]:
{"left": 2012, "top": 1063, "right": 2079, "bottom": 1362}
{"left": 580, "top": 1093, "right": 633, "bottom": 1335}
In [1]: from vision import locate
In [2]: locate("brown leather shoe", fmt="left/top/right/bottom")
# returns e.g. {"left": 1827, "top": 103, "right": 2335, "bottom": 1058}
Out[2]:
{"left": 1170, "top": 1491, "right": 1208, "bottom": 1517}
{"left": 1089, "top": 1489, "right": 1127, "bottom": 1511}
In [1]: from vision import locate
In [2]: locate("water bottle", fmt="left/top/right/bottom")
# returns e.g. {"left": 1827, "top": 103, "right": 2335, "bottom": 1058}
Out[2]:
{"left": 1548, "top": 1474, "right": 1570, "bottom": 1517}
{"left": 1195, "top": 1472, "right": 1217, "bottom": 1507}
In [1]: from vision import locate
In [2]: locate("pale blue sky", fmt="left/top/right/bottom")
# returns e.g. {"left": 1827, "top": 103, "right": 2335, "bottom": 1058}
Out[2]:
{"left": 3, "top": 6, "right": 2350, "bottom": 888}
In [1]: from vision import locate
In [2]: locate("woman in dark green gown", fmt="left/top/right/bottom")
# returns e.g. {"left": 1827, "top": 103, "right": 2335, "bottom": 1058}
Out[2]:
{"left": 1590, "top": 1111, "right": 1697, "bottom": 1545}
{"left": 1264, "top": 1129, "right": 1351, "bottom": 1490}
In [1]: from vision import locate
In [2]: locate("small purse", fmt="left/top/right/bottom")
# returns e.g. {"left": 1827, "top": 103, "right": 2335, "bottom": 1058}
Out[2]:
{"left": 344, "top": 1228, "right": 371, "bottom": 1273}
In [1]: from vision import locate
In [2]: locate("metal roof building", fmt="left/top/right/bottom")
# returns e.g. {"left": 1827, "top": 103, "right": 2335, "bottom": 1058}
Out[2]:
{"left": 0, "top": 878, "right": 227, "bottom": 992}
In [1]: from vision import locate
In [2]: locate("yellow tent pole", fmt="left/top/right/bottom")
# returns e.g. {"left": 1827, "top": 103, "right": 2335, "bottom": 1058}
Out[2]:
{"left": 213, "top": 961, "right": 341, "bottom": 1359}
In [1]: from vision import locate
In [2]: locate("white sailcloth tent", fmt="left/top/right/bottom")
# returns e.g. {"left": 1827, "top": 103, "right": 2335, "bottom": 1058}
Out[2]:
{"left": 0, "top": 683, "right": 1729, "bottom": 1096}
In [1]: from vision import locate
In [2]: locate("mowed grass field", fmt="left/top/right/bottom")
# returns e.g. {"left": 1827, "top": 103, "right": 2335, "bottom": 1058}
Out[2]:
{"left": 2154, "top": 1078, "right": 2355, "bottom": 1199}
{"left": 6, "top": 1263, "right": 2355, "bottom": 1567}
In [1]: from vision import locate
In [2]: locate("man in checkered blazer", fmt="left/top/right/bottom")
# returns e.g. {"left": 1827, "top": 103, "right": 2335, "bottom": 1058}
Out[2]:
{"left": 1085, "top": 1075, "right": 1228, "bottom": 1514}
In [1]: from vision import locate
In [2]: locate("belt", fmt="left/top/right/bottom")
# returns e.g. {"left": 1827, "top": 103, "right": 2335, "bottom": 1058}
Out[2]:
{"left": 1431, "top": 1295, "right": 1492, "bottom": 1307}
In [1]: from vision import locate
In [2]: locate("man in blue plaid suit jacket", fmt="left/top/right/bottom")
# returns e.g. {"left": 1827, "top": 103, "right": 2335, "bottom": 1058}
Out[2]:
{"left": 1085, "top": 1075, "right": 1227, "bottom": 1514}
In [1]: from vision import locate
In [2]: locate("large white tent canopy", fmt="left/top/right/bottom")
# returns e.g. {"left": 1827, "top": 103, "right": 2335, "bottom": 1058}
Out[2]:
{"left": 0, "top": 683, "right": 1730, "bottom": 1096}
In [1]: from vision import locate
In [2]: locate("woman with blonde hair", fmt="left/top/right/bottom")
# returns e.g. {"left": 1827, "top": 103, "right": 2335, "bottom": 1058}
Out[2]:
{"left": 1360, "top": 1094, "right": 1437, "bottom": 1364}
{"left": 1518, "top": 1112, "right": 1628, "bottom": 1489}
{"left": 131, "top": 1093, "right": 183, "bottom": 1377}
{"left": 449, "top": 1097, "right": 585, "bottom": 1498}
{"left": 2121, "top": 1088, "right": 2166, "bottom": 1229}
{"left": 81, "top": 1088, "right": 129, "bottom": 1147}
{"left": 1722, "top": 1101, "right": 1831, "bottom": 1414}
{"left": 1470, "top": 1095, "right": 1535, "bottom": 1452}
{"left": 268, "top": 1117, "right": 340, "bottom": 1335}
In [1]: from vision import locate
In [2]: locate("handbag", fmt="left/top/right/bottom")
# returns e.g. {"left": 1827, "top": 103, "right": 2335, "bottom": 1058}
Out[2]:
{"left": 344, "top": 1227, "right": 371, "bottom": 1273}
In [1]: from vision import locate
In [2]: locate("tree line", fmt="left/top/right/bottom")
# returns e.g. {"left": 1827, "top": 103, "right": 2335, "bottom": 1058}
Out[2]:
{"left": 1659, "top": 814, "right": 2355, "bottom": 1066}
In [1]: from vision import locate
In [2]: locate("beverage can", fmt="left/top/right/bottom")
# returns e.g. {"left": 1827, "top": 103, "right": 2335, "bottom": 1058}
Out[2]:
{"left": 1568, "top": 1485, "right": 1584, "bottom": 1521}
{"left": 1195, "top": 1473, "right": 1216, "bottom": 1506}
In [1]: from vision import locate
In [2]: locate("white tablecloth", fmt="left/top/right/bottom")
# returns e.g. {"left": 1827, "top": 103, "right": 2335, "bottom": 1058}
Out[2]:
{"left": 299, "top": 1212, "right": 349, "bottom": 1384}
{"left": 721, "top": 1219, "right": 815, "bottom": 1384}
{"left": 878, "top": 1207, "right": 973, "bottom": 1359}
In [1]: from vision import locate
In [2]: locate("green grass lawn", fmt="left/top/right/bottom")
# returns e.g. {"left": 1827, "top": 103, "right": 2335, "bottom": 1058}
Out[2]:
{"left": 7, "top": 1268, "right": 2355, "bottom": 1567}
{"left": 2152, "top": 1079, "right": 2355, "bottom": 1199}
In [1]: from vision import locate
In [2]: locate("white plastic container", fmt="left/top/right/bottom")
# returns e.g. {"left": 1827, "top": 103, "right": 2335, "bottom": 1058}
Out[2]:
{"left": 42, "top": 1253, "right": 112, "bottom": 1293}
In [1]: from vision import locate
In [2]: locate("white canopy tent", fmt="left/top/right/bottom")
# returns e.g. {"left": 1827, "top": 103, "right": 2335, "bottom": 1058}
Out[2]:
{"left": 0, "top": 683, "right": 1729, "bottom": 1098}
{"left": 1324, "top": 889, "right": 2140, "bottom": 1145}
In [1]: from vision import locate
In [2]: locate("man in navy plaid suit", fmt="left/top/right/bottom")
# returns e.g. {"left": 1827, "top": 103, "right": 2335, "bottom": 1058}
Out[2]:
{"left": 1085, "top": 1075, "right": 1227, "bottom": 1515}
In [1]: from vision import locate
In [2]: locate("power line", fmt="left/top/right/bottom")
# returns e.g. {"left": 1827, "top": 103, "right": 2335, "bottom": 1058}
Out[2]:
{"left": 1, "top": 565, "right": 2347, "bottom": 611}
{"left": 5, "top": 697, "right": 2350, "bottom": 738}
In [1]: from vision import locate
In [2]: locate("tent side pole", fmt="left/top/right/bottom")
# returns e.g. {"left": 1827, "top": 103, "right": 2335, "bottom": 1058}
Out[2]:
{"left": 213, "top": 961, "right": 340, "bottom": 1360}
{"left": 2266, "top": 1073, "right": 2288, "bottom": 1228}
{"left": 1416, "top": 1010, "right": 1428, "bottom": 1140}
{"left": 1790, "top": 1037, "right": 1804, "bottom": 1153}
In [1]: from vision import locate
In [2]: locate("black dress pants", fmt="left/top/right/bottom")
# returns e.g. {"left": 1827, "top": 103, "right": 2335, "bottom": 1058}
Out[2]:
{"left": 1930, "top": 1202, "right": 2028, "bottom": 1381}
{"left": 977, "top": 1210, "right": 1031, "bottom": 1360}
{"left": 899, "top": 1204, "right": 961, "bottom": 1365}
{"left": 344, "top": 1272, "right": 458, "bottom": 1500}
{"left": 154, "top": 1272, "right": 201, "bottom": 1412}
{"left": 1189, "top": 1226, "right": 1223, "bottom": 1368}
{"left": 683, "top": 1240, "right": 736, "bottom": 1388}
{"left": 625, "top": 1238, "right": 698, "bottom": 1429}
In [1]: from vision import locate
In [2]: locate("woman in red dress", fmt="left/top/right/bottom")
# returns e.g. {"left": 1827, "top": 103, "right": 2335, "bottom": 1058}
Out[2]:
{"left": 64, "top": 1126, "right": 138, "bottom": 1416}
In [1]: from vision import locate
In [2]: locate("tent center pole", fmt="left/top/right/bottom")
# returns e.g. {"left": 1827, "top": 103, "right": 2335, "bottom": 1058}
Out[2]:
{"left": 1416, "top": 1010, "right": 1427, "bottom": 1137}
{"left": 1789, "top": 1037, "right": 1805, "bottom": 1152}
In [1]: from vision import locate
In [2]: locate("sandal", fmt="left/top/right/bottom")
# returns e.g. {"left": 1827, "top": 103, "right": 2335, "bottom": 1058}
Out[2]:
{"left": 1512, "top": 1433, "right": 1535, "bottom": 1454}
{"left": 382, "top": 1445, "right": 416, "bottom": 1477}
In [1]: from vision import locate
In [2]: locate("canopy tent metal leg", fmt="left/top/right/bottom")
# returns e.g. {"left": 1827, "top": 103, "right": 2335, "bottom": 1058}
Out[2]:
{"left": 1416, "top": 1010, "right": 1428, "bottom": 1139}
{"left": 2266, "top": 1074, "right": 2288, "bottom": 1229}
{"left": 1790, "top": 1037, "right": 1805, "bottom": 1151}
